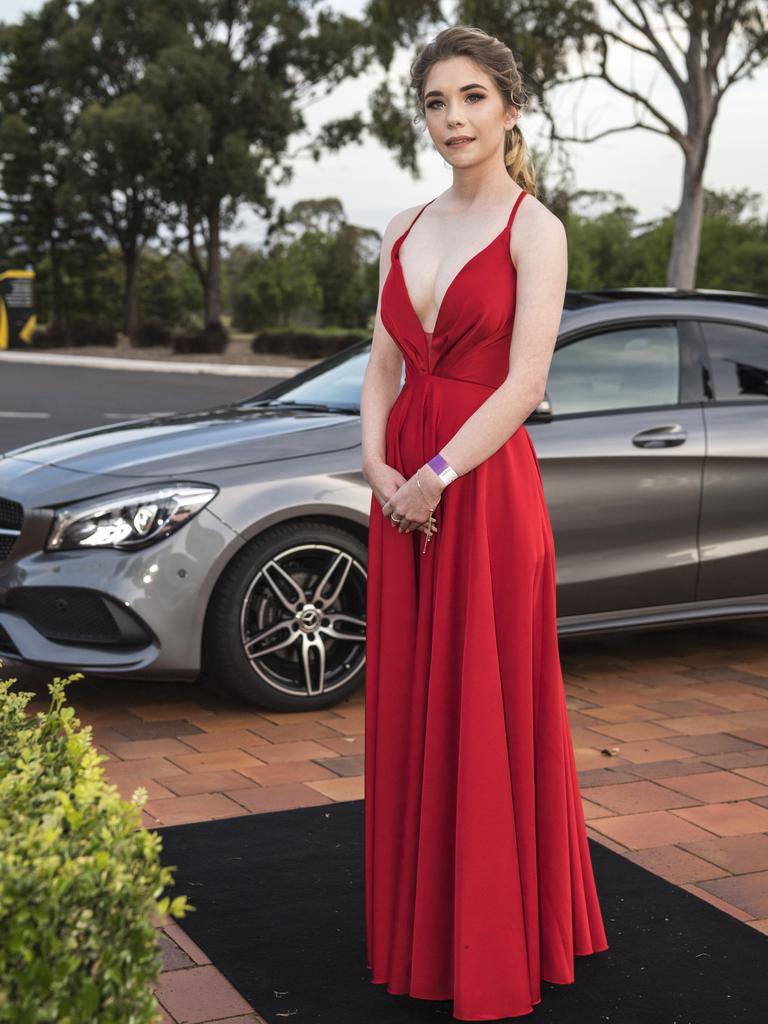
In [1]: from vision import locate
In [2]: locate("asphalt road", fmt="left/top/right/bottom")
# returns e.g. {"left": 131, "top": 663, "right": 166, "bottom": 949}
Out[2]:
{"left": 0, "top": 361, "right": 282, "bottom": 453}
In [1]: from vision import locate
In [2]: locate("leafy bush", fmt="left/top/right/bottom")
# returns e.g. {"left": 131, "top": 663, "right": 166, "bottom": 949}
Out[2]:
{"left": 172, "top": 320, "right": 229, "bottom": 354}
{"left": 132, "top": 318, "right": 173, "bottom": 348}
{"left": 0, "top": 660, "right": 192, "bottom": 1024}
{"left": 30, "top": 321, "right": 71, "bottom": 349}
{"left": 250, "top": 327, "right": 369, "bottom": 358}
{"left": 67, "top": 317, "right": 118, "bottom": 347}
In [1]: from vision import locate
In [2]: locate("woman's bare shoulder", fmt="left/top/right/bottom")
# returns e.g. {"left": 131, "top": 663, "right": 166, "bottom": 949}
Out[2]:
{"left": 511, "top": 192, "right": 566, "bottom": 264}
{"left": 378, "top": 202, "right": 431, "bottom": 273}
{"left": 382, "top": 202, "right": 428, "bottom": 245}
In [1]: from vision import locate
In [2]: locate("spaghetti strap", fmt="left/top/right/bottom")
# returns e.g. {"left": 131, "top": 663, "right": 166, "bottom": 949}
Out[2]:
{"left": 399, "top": 197, "right": 438, "bottom": 244}
{"left": 506, "top": 188, "right": 527, "bottom": 229}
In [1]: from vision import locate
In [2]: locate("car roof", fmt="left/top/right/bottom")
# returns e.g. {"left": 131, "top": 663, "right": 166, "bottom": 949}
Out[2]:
{"left": 559, "top": 288, "right": 768, "bottom": 334}
{"left": 563, "top": 287, "right": 768, "bottom": 310}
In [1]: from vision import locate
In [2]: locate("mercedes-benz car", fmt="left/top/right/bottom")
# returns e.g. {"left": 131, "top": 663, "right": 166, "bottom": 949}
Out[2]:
{"left": 1, "top": 288, "right": 766, "bottom": 710}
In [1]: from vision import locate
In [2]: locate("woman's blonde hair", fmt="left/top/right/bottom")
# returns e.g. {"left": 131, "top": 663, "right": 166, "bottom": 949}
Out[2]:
{"left": 410, "top": 25, "right": 537, "bottom": 197}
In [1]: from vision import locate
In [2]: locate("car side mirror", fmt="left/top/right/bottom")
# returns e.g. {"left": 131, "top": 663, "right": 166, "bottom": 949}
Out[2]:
{"left": 526, "top": 391, "right": 553, "bottom": 423}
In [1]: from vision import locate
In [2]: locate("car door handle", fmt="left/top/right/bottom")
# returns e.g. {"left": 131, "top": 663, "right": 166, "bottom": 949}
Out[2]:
{"left": 632, "top": 424, "right": 688, "bottom": 448}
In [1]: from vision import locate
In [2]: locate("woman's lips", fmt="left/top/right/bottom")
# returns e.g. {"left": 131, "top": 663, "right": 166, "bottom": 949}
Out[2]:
{"left": 447, "top": 137, "right": 474, "bottom": 148}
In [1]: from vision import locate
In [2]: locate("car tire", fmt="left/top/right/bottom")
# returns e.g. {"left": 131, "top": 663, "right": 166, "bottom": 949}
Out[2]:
{"left": 200, "top": 520, "right": 368, "bottom": 711}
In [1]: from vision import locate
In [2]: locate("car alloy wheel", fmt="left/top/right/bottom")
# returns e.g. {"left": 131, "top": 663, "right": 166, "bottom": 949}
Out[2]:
{"left": 201, "top": 521, "right": 368, "bottom": 710}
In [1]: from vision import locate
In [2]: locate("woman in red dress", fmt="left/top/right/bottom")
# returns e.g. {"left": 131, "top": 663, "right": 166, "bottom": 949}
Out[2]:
{"left": 360, "top": 25, "right": 609, "bottom": 1021}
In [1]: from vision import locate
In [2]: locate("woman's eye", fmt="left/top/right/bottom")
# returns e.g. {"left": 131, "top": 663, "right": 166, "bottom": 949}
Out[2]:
{"left": 427, "top": 93, "right": 484, "bottom": 110}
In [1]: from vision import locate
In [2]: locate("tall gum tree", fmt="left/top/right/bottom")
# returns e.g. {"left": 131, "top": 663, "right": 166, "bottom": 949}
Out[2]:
{"left": 363, "top": 0, "right": 768, "bottom": 287}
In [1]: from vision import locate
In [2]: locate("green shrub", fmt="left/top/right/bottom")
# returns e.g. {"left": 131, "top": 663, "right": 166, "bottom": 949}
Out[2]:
{"left": 172, "top": 320, "right": 229, "bottom": 354}
{"left": 131, "top": 318, "right": 173, "bottom": 348}
{"left": 0, "top": 660, "right": 192, "bottom": 1024}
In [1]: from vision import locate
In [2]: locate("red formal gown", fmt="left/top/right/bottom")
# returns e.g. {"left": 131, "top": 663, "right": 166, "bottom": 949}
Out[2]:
{"left": 364, "top": 190, "right": 609, "bottom": 1020}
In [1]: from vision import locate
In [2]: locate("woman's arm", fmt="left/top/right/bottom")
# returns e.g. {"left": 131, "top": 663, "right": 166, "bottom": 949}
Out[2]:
{"left": 381, "top": 199, "right": 567, "bottom": 531}
{"left": 361, "top": 205, "right": 438, "bottom": 538}
{"left": 360, "top": 211, "right": 409, "bottom": 478}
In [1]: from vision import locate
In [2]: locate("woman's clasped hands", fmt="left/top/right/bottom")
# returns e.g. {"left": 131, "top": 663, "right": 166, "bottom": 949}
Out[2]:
{"left": 365, "top": 459, "right": 445, "bottom": 536}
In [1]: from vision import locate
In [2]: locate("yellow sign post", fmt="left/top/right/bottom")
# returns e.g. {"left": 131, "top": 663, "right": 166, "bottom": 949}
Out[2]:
{"left": 0, "top": 269, "right": 36, "bottom": 350}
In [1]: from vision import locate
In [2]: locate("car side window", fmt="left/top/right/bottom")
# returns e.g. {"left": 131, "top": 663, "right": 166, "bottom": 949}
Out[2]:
{"left": 700, "top": 321, "right": 768, "bottom": 401}
{"left": 546, "top": 324, "right": 679, "bottom": 416}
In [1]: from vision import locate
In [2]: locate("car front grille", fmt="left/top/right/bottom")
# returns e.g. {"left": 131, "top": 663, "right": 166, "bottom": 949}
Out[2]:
{"left": 0, "top": 496, "right": 24, "bottom": 560}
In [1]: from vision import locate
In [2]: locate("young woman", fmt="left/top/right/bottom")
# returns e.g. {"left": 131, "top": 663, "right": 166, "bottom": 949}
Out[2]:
{"left": 361, "top": 24, "right": 609, "bottom": 1021}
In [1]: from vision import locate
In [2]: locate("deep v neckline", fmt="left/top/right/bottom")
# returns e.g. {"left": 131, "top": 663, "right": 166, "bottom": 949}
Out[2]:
{"left": 393, "top": 191, "right": 527, "bottom": 336}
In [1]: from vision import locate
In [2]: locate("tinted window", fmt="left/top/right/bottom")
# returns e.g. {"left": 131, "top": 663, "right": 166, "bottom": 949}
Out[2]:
{"left": 701, "top": 322, "right": 768, "bottom": 401}
{"left": 546, "top": 324, "right": 679, "bottom": 415}
{"left": 238, "top": 345, "right": 369, "bottom": 410}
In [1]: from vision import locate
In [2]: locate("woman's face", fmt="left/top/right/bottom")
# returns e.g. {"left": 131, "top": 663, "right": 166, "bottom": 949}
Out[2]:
{"left": 422, "top": 55, "right": 517, "bottom": 166}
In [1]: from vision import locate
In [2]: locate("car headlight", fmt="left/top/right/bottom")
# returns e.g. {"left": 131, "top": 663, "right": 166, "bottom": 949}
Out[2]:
{"left": 45, "top": 482, "right": 219, "bottom": 551}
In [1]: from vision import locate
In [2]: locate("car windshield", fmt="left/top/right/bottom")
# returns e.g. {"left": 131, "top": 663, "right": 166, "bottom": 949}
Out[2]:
{"left": 237, "top": 342, "right": 375, "bottom": 413}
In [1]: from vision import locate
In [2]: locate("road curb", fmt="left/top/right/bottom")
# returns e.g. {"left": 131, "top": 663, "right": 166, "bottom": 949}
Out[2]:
{"left": 0, "top": 350, "right": 305, "bottom": 378}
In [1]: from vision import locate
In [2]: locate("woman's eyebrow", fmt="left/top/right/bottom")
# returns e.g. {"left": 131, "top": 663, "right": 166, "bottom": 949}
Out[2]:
{"left": 424, "top": 83, "right": 488, "bottom": 99}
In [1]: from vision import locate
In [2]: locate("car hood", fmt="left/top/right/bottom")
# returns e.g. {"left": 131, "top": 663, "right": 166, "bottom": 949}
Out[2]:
{"left": 2, "top": 404, "right": 361, "bottom": 478}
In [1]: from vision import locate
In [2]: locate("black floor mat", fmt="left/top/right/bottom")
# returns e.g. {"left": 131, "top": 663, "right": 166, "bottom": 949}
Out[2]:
{"left": 157, "top": 799, "right": 768, "bottom": 1023}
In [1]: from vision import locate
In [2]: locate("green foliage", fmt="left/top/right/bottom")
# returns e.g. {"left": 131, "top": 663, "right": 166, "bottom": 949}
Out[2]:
{"left": 0, "top": 659, "right": 192, "bottom": 1024}
{"left": 563, "top": 188, "right": 768, "bottom": 292}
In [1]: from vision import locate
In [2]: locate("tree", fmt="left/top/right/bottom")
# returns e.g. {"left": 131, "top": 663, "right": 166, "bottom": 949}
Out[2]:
{"left": 142, "top": 0, "right": 373, "bottom": 326}
{"left": 549, "top": 0, "right": 768, "bottom": 288}
{"left": 362, "top": 1, "right": 768, "bottom": 288}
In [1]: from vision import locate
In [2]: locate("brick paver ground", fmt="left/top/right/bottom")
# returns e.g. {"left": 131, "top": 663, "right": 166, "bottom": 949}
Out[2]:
{"left": 12, "top": 616, "right": 768, "bottom": 1023}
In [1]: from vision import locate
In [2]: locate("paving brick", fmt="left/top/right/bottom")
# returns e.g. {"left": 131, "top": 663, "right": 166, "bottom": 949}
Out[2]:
{"left": 585, "top": 720, "right": 684, "bottom": 742}
{"left": 703, "top": 748, "right": 768, "bottom": 769}
{"left": 624, "top": 758, "right": 714, "bottom": 780}
{"left": 110, "top": 776, "right": 178, "bottom": 802}
{"left": 144, "top": 793, "right": 251, "bottom": 826}
{"left": 162, "top": 922, "right": 211, "bottom": 965}
{"left": 733, "top": 765, "right": 768, "bottom": 785}
{"left": 579, "top": 704, "right": 666, "bottom": 723}
{"left": 313, "top": 753, "right": 364, "bottom": 777}
{"left": 101, "top": 756, "right": 188, "bottom": 781}
{"left": 304, "top": 776, "right": 364, "bottom": 801}
{"left": 166, "top": 749, "right": 267, "bottom": 773}
{"left": 672, "top": 800, "right": 768, "bottom": 836}
{"left": 224, "top": 782, "right": 333, "bottom": 813}
{"left": 176, "top": 729, "right": 272, "bottom": 753}
{"left": 696, "top": 692, "right": 768, "bottom": 711}
{"left": 678, "top": 834, "right": 768, "bottom": 874}
{"left": 576, "top": 767, "right": 641, "bottom": 787}
{"left": 643, "top": 699, "right": 735, "bottom": 717}
{"left": 624, "top": 845, "right": 728, "bottom": 884}
{"left": 658, "top": 770, "right": 768, "bottom": 803}
{"left": 161, "top": 770, "right": 259, "bottom": 796}
{"left": 107, "top": 719, "right": 206, "bottom": 741}
{"left": 247, "top": 719, "right": 355, "bottom": 743}
{"left": 665, "top": 733, "right": 761, "bottom": 755}
{"left": 248, "top": 739, "right": 341, "bottom": 763}
{"left": 587, "top": 809, "right": 715, "bottom": 849}
{"left": 311, "top": 734, "right": 364, "bottom": 755}
{"left": 585, "top": 780, "right": 700, "bottom": 814}
{"left": 154, "top": 964, "right": 253, "bottom": 1023}
{"left": 580, "top": 799, "right": 615, "bottom": 820}
{"left": 236, "top": 760, "right": 339, "bottom": 786}
{"left": 726, "top": 725, "right": 768, "bottom": 745}
{"left": 156, "top": 930, "right": 195, "bottom": 972}
{"left": 101, "top": 737, "right": 199, "bottom": 761}
{"left": 680, "top": 884, "right": 755, "bottom": 922}
{"left": 601, "top": 738, "right": 697, "bottom": 764}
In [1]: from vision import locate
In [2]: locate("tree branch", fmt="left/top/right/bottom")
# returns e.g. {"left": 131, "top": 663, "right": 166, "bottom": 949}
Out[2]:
{"left": 550, "top": 118, "right": 671, "bottom": 145}
{"left": 619, "top": 0, "right": 688, "bottom": 97}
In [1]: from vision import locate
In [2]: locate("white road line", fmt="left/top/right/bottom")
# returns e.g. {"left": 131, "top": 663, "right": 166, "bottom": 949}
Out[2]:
{"left": 0, "top": 411, "right": 51, "bottom": 418}
{"left": 103, "top": 412, "right": 176, "bottom": 419}
{"left": 0, "top": 350, "right": 305, "bottom": 377}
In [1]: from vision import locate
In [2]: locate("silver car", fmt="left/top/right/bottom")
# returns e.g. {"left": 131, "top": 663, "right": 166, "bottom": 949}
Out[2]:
{"left": 1, "top": 289, "right": 766, "bottom": 710}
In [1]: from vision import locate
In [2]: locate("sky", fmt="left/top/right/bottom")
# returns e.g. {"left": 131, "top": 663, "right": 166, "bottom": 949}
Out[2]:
{"left": 4, "top": 0, "right": 768, "bottom": 248}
